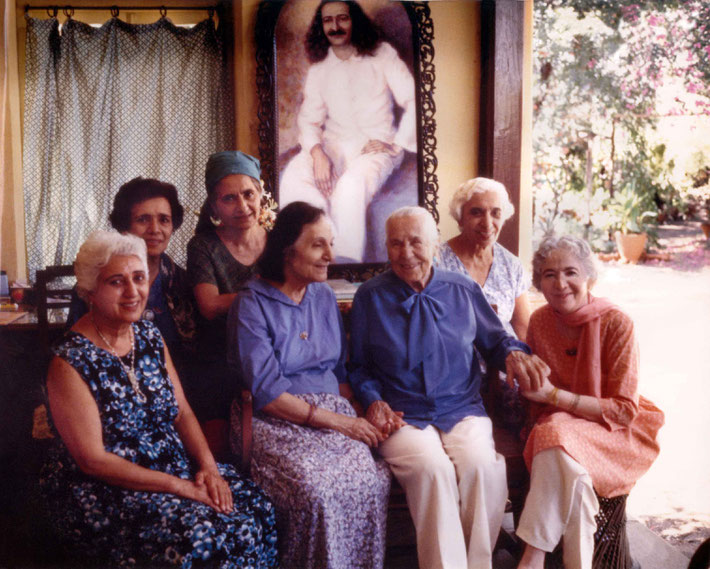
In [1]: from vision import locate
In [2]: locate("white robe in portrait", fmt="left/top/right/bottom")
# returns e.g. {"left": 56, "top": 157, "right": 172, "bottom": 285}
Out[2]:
{"left": 280, "top": 42, "right": 416, "bottom": 262}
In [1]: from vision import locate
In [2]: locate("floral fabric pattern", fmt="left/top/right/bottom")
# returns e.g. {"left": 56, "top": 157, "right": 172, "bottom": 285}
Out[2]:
{"left": 40, "top": 320, "right": 278, "bottom": 568}
{"left": 161, "top": 253, "right": 198, "bottom": 344}
{"left": 436, "top": 241, "right": 530, "bottom": 338}
{"left": 231, "top": 392, "right": 391, "bottom": 569}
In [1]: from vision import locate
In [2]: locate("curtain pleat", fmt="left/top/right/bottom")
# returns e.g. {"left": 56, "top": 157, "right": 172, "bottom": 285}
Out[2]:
{"left": 23, "top": 15, "right": 233, "bottom": 277}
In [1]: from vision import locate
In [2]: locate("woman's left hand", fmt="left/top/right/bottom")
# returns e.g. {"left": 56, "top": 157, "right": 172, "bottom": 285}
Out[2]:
{"left": 195, "top": 468, "right": 233, "bottom": 514}
{"left": 520, "top": 373, "right": 555, "bottom": 405}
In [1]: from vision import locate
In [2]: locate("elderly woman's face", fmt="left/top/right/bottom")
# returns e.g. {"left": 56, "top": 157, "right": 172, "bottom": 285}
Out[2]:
{"left": 387, "top": 215, "right": 434, "bottom": 292}
{"left": 285, "top": 216, "right": 334, "bottom": 285}
{"left": 128, "top": 197, "right": 173, "bottom": 259}
{"left": 459, "top": 190, "right": 503, "bottom": 248}
{"left": 212, "top": 174, "right": 261, "bottom": 231}
{"left": 539, "top": 248, "right": 590, "bottom": 314}
{"left": 89, "top": 255, "right": 148, "bottom": 324}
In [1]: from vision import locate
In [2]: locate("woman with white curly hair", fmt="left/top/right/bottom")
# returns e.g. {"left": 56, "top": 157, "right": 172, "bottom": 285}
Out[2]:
{"left": 40, "top": 229, "right": 278, "bottom": 568}
{"left": 437, "top": 177, "right": 531, "bottom": 340}
{"left": 516, "top": 234, "right": 663, "bottom": 569}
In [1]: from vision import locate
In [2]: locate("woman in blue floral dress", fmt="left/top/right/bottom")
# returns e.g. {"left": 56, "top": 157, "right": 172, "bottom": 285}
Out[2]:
{"left": 40, "top": 230, "right": 278, "bottom": 568}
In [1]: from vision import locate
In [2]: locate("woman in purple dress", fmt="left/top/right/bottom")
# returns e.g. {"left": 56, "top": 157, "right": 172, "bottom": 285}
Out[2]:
{"left": 228, "top": 202, "right": 391, "bottom": 569}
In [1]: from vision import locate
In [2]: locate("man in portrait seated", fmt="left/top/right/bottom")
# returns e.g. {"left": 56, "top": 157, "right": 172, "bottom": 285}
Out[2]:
{"left": 279, "top": 0, "right": 416, "bottom": 263}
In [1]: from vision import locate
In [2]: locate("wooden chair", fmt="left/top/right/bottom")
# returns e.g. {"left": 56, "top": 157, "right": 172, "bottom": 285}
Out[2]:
{"left": 34, "top": 264, "right": 75, "bottom": 354}
{"left": 237, "top": 390, "right": 253, "bottom": 474}
{"left": 481, "top": 368, "right": 529, "bottom": 521}
{"left": 32, "top": 264, "right": 75, "bottom": 440}
{"left": 8, "top": 265, "right": 76, "bottom": 566}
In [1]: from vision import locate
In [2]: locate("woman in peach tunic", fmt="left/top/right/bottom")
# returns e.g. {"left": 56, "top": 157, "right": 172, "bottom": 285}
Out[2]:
{"left": 516, "top": 235, "right": 663, "bottom": 569}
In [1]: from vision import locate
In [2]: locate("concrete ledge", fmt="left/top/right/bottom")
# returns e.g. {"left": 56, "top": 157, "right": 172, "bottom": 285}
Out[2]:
{"left": 628, "top": 519, "right": 690, "bottom": 569}
{"left": 385, "top": 517, "right": 691, "bottom": 569}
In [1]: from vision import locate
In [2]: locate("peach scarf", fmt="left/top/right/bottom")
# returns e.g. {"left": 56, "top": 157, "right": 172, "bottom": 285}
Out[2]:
{"left": 554, "top": 295, "right": 618, "bottom": 396}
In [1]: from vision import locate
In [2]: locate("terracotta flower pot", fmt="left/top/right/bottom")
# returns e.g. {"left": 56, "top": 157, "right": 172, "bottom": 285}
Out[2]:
{"left": 614, "top": 231, "right": 647, "bottom": 264}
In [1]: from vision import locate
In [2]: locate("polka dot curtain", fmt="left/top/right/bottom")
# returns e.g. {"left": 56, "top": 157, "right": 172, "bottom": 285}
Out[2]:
{"left": 22, "top": 15, "right": 233, "bottom": 278}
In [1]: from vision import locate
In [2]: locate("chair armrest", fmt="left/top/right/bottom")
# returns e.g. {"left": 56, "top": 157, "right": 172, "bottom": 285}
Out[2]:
{"left": 240, "top": 390, "right": 253, "bottom": 474}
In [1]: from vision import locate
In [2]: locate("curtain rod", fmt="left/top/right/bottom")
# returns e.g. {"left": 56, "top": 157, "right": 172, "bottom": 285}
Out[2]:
{"left": 25, "top": 5, "right": 219, "bottom": 16}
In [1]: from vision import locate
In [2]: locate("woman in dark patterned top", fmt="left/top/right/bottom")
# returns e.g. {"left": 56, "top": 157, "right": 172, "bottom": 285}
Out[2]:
{"left": 186, "top": 151, "right": 268, "bottom": 441}
{"left": 42, "top": 229, "right": 278, "bottom": 568}
{"left": 68, "top": 177, "right": 198, "bottom": 381}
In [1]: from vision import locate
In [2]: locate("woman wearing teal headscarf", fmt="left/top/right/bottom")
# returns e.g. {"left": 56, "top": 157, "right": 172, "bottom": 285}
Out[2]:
{"left": 186, "top": 151, "right": 269, "bottom": 450}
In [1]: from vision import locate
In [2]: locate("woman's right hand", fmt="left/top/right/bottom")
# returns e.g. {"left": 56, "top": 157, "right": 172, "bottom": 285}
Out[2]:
{"left": 336, "top": 416, "right": 385, "bottom": 447}
{"left": 175, "top": 477, "right": 230, "bottom": 512}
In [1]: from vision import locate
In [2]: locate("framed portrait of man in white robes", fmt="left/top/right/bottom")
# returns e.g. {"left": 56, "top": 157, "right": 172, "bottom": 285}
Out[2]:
{"left": 256, "top": 0, "right": 438, "bottom": 281}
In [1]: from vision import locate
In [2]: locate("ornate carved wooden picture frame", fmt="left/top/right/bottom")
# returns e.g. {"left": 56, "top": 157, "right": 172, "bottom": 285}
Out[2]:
{"left": 255, "top": 0, "right": 437, "bottom": 281}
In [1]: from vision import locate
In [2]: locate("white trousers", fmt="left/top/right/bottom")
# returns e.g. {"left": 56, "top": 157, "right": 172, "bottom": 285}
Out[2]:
{"left": 516, "top": 448, "right": 600, "bottom": 569}
{"left": 280, "top": 140, "right": 402, "bottom": 262}
{"left": 378, "top": 416, "right": 508, "bottom": 569}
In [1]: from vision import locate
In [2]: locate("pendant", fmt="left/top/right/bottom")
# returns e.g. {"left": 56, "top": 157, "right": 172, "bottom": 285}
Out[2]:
{"left": 300, "top": 331, "right": 309, "bottom": 340}
{"left": 126, "top": 369, "right": 147, "bottom": 402}
{"left": 127, "top": 369, "right": 139, "bottom": 385}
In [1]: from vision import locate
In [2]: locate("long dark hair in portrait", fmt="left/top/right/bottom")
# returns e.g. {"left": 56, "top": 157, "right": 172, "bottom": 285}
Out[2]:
{"left": 258, "top": 201, "right": 325, "bottom": 283}
{"left": 305, "top": 0, "right": 381, "bottom": 64}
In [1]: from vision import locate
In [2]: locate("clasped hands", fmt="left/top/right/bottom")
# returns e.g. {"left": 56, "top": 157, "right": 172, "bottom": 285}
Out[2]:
{"left": 364, "top": 400, "right": 406, "bottom": 441}
{"left": 182, "top": 468, "right": 234, "bottom": 514}
{"left": 504, "top": 350, "right": 555, "bottom": 403}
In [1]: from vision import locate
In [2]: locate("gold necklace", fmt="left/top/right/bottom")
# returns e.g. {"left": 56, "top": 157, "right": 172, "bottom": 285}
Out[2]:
{"left": 90, "top": 313, "right": 147, "bottom": 403}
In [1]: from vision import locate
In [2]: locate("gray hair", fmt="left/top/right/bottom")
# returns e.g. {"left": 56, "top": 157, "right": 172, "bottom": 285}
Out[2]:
{"left": 385, "top": 206, "right": 440, "bottom": 251}
{"left": 532, "top": 234, "right": 598, "bottom": 290}
{"left": 74, "top": 230, "right": 148, "bottom": 300}
{"left": 448, "top": 177, "right": 515, "bottom": 225}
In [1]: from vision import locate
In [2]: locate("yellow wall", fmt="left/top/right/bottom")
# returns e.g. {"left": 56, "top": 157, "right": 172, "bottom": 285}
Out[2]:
{"left": 4, "top": 0, "right": 532, "bottom": 280}
{"left": 519, "top": 0, "right": 534, "bottom": 268}
{"left": 429, "top": 1, "right": 480, "bottom": 242}
{"left": 1, "top": 2, "right": 25, "bottom": 283}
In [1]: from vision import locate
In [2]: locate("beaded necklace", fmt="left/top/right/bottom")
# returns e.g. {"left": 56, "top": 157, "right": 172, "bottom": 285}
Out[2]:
{"left": 90, "top": 313, "right": 147, "bottom": 403}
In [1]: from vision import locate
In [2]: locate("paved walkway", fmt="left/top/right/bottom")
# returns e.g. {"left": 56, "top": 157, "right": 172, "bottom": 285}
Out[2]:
{"left": 592, "top": 222, "right": 710, "bottom": 560}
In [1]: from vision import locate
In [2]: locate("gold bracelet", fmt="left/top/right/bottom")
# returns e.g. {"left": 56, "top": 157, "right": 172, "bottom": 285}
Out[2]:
{"left": 547, "top": 386, "right": 559, "bottom": 407}
{"left": 305, "top": 403, "right": 318, "bottom": 427}
{"left": 569, "top": 393, "right": 581, "bottom": 413}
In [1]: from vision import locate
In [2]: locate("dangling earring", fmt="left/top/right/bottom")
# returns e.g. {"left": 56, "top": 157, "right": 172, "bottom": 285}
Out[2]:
{"left": 210, "top": 215, "right": 222, "bottom": 227}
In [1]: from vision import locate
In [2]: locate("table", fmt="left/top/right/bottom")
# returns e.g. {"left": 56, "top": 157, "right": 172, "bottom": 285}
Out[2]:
{"left": 0, "top": 306, "right": 68, "bottom": 330}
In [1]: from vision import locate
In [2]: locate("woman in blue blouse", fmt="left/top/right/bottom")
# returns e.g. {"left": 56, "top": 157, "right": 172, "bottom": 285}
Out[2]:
{"left": 349, "top": 206, "right": 550, "bottom": 569}
{"left": 227, "top": 202, "right": 391, "bottom": 569}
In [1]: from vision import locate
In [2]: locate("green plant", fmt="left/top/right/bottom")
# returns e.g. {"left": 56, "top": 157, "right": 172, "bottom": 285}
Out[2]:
{"left": 605, "top": 185, "right": 658, "bottom": 234}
